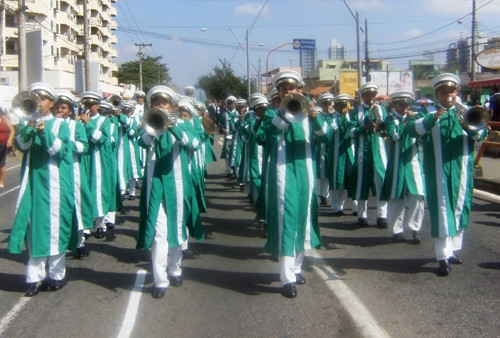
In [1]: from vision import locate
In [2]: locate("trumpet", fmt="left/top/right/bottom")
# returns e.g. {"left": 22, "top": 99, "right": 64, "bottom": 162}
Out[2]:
{"left": 453, "top": 101, "right": 488, "bottom": 131}
{"left": 368, "top": 103, "right": 386, "bottom": 135}
{"left": 107, "top": 95, "right": 123, "bottom": 110}
{"left": 12, "top": 91, "right": 42, "bottom": 121}
{"left": 142, "top": 108, "right": 178, "bottom": 136}
{"left": 279, "top": 93, "right": 313, "bottom": 123}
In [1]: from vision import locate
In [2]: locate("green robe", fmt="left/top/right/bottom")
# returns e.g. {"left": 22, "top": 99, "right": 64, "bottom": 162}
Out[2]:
{"left": 326, "top": 112, "right": 356, "bottom": 191}
{"left": 136, "top": 120, "right": 204, "bottom": 251}
{"left": 8, "top": 116, "right": 75, "bottom": 257}
{"left": 350, "top": 104, "right": 388, "bottom": 200}
{"left": 407, "top": 104, "right": 487, "bottom": 238}
{"left": 255, "top": 109, "right": 328, "bottom": 257}
{"left": 381, "top": 111, "right": 425, "bottom": 201}
{"left": 84, "top": 114, "right": 113, "bottom": 217}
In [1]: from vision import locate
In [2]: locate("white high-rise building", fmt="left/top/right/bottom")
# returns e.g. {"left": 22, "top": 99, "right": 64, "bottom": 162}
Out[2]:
{"left": 0, "top": 0, "right": 119, "bottom": 93}
{"left": 328, "top": 39, "right": 347, "bottom": 60}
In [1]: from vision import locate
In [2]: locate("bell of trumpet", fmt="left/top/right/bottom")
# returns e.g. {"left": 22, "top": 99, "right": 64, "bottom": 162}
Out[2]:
{"left": 142, "top": 108, "right": 178, "bottom": 136}
{"left": 279, "top": 93, "right": 313, "bottom": 123}
{"left": 107, "top": 95, "right": 123, "bottom": 110}
{"left": 454, "top": 103, "right": 489, "bottom": 131}
{"left": 12, "top": 91, "right": 41, "bottom": 121}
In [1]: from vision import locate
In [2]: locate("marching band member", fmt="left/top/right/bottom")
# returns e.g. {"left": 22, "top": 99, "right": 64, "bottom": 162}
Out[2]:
{"left": 268, "top": 88, "right": 280, "bottom": 110}
{"left": 8, "top": 83, "right": 74, "bottom": 296}
{"left": 136, "top": 86, "right": 203, "bottom": 299}
{"left": 255, "top": 70, "right": 328, "bottom": 298}
{"left": 407, "top": 73, "right": 488, "bottom": 276}
{"left": 133, "top": 90, "right": 146, "bottom": 170}
{"left": 350, "top": 82, "right": 388, "bottom": 228}
{"left": 247, "top": 93, "right": 268, "bottom": 229}
{"left": 381, "top": 90, "right": 425, "bottom": 243}
{"left": 229, "top": 99, "right": 248, "bottom": 191}
{"left": 316, "top": 92, "right": 335, "bottom": 207}
{"left": 79, "top": 92, "right": 114, "bottom": 239}
{"left": 328, "top": 94, "right": 357, "bottom": 216}
{"left": 219, "top": 96, "right": 237, "bottom": 177}
{"left": 118, "top": 100, "right": 142, "bottom": 201}
{"left": 55, "top": 91, "right": 93, "bottom": 258}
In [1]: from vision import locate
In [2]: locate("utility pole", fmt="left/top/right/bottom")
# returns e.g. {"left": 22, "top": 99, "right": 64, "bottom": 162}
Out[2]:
{"left": 365, "top": 18, "right": 370, "bottom": 81}
{"left": 135, "top": 43, "right": 151, "bottom": 91}
{"left": 0, "top": 0, "right": 5, "bottom": 72}
{"left": 83, "top": 0, "right": 91, "bottom": 91}
{"left": 471, "top": 0, "right": 477, "bottom": 81}
{"left": 17, "top": 0, "right": 27, "bottom": 90}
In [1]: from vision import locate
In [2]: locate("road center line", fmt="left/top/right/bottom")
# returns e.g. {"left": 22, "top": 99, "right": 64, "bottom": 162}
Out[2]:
{"left": 117, "top": 269, "right": 147, "bottom": 338}
{"left": 0, "top": 297, "right": 31, "bottom": 336}
{"left": 309, "top": 250, "right": 389, "bottom": 338}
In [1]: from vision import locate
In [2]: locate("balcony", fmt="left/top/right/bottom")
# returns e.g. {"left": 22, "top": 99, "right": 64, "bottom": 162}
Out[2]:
{"left": 110, "top": 7, "right": 117, "bottom": 17}
{"left": 26, "top": 0, "right": 50, "bottom": 16}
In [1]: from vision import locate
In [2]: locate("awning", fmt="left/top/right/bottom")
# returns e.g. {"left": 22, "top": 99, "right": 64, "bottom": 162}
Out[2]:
{"left": 467, "top": 78, "right": 500, "bottom": 88}
{"left": 309, "top": 86, "right": 332, "bottom": 96}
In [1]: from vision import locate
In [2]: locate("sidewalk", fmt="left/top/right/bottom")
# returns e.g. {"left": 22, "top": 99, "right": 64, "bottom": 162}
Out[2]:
{"left": 474, "top": 154, "right": 500, "bottom": 195}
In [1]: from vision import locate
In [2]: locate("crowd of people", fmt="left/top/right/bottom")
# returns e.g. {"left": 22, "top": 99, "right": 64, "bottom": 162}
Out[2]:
{"left": 4, "top": 70, "right": 488, "bottom": 299}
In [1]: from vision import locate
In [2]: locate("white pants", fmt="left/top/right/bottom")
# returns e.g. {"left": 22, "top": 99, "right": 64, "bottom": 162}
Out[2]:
{"left": 435, "top": 231, "right": 464, "bottom": 261}
{"left": 151, "top": 201, "right": 183, "bottom": 288}
{"left": 26, "top": 252, "right": 66, "bottom": 283}
{"left": 127, "top": 179, "right": 137, "bottom": 196}
{"left": 104, "top": 211, "right": 115, "bottom": 225}
{"left": 329, "top": 190, "right": 358, "bottom": 213}
{"left": 77, "top": 229, "right": 85, "bottom": 248}
{"left": 317, "top": 178, "right": 329, "bottom": 199}
{"left": 279, "top": 250, "right": 304, "bottom": 285}
{"left": 387, "top": 194, "right": 424, "bottom": 234}
{"left": 358, "top": 199, "right": 387, "bottom": 219}
{"left": 94, "top": 216, "right": 106, "bottom": 230}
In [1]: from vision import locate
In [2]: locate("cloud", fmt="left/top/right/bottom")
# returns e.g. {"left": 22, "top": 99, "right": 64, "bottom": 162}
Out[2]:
{"left": 234, "top": 3, "right": 268, "bottom": 16}
{"left": 423, "top": 0, "right": 500, "bottom": 17}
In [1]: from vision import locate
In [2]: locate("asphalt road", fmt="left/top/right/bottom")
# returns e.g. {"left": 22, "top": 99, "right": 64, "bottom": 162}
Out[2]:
{"left": 0, "top": 139, "right": 499, "bottom": 338}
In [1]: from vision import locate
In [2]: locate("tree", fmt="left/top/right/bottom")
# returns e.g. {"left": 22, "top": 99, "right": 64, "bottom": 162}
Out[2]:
{"left": 116, "top": 56, "right": 171, "bottom": 93}
{"left": 196, "top": 59, "right": 246, "bottom": 100}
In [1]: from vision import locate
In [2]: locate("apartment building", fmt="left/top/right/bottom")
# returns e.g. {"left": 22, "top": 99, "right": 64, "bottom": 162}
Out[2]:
{"left": 0, "top": 0, "right": 119, "bottom": 94}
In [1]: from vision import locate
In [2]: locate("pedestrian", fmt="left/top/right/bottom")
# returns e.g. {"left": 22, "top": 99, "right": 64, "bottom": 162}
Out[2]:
{"left": 255, "top": 70, "right": 328, "bottom": 298}
{"left": 381, "top": 90, "right": 425, "bottom": 243}
{"left": 8, "top": 82, "right": 74, "bottom": 296}
{"left": 407, "top": 73, "right": 488, "bottom": 276}
{"left": 0, "top": 107, "right": 14, "bottom": 188}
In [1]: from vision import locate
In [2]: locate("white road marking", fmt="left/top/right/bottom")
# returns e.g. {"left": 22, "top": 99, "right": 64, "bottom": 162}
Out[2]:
{"left": 6, "top": 164, "right": 21, "bottom": 171}
{"left": 0, "top": 297, "right": 31, "bottom": 336}
{"left": 474, "top": 189, "right": 500, "bottom": 202}
{"left": 0, "top": 185, "right": 20, "bottom": 198}
{"left": 309, "top": 250, "right": 390, "bottom": 338}
{"left": 117, "top": 269, "right": 147, "bottom": 338}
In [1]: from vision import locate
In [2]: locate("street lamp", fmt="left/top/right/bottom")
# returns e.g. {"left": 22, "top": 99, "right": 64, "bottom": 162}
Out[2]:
{"left": 265, "top": 42, "right": 292, "bottom": 94}
{"left": 342, "top": 0, "right": 364, "bottom": 88}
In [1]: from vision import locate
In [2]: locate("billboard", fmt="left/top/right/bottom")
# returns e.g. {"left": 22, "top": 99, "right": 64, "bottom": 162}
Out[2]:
{"left": 339, "top": 71, "right": 358, "bottom": 98}
{"left": 476, "top": 48, "right": 500, "bottom": 70}
{"left": 368, "top": 71, "right": 414, "bottom": 95}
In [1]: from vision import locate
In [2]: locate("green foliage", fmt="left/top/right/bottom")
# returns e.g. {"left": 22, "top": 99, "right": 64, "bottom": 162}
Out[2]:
{"left": 196, "top": 59, "right": 247, "bottom": 100}
{"left": 116, "top": 56, "right": 171, "bottom": 93}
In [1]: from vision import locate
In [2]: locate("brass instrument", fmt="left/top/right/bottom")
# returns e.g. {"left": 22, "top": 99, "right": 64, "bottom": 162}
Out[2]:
{"left": 142, "top": 108, "right": 178, "bottom": 136}
{"left": 368, "top": 103, "right": 386, "bottom": 135}
{"left": 12, "top": 91, "right": 42, "bottom": 121}
{"left": 279, "top": 93, "right": 313, "bottom": 123}
{"left": 453, "top": 101, "right": 488, "bottom": 131}
{"left": 107, "top": 95, "right": 123, "bottom": 110}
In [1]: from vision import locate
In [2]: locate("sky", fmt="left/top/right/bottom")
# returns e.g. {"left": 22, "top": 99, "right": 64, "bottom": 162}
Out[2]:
{"left": 114, "top": 0, "right": 500, "bottom": 89}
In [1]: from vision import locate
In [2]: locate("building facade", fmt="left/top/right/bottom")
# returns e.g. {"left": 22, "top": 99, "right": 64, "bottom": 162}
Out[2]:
{"left": 0, "top": 0, "right": 119, "bottom": 94}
